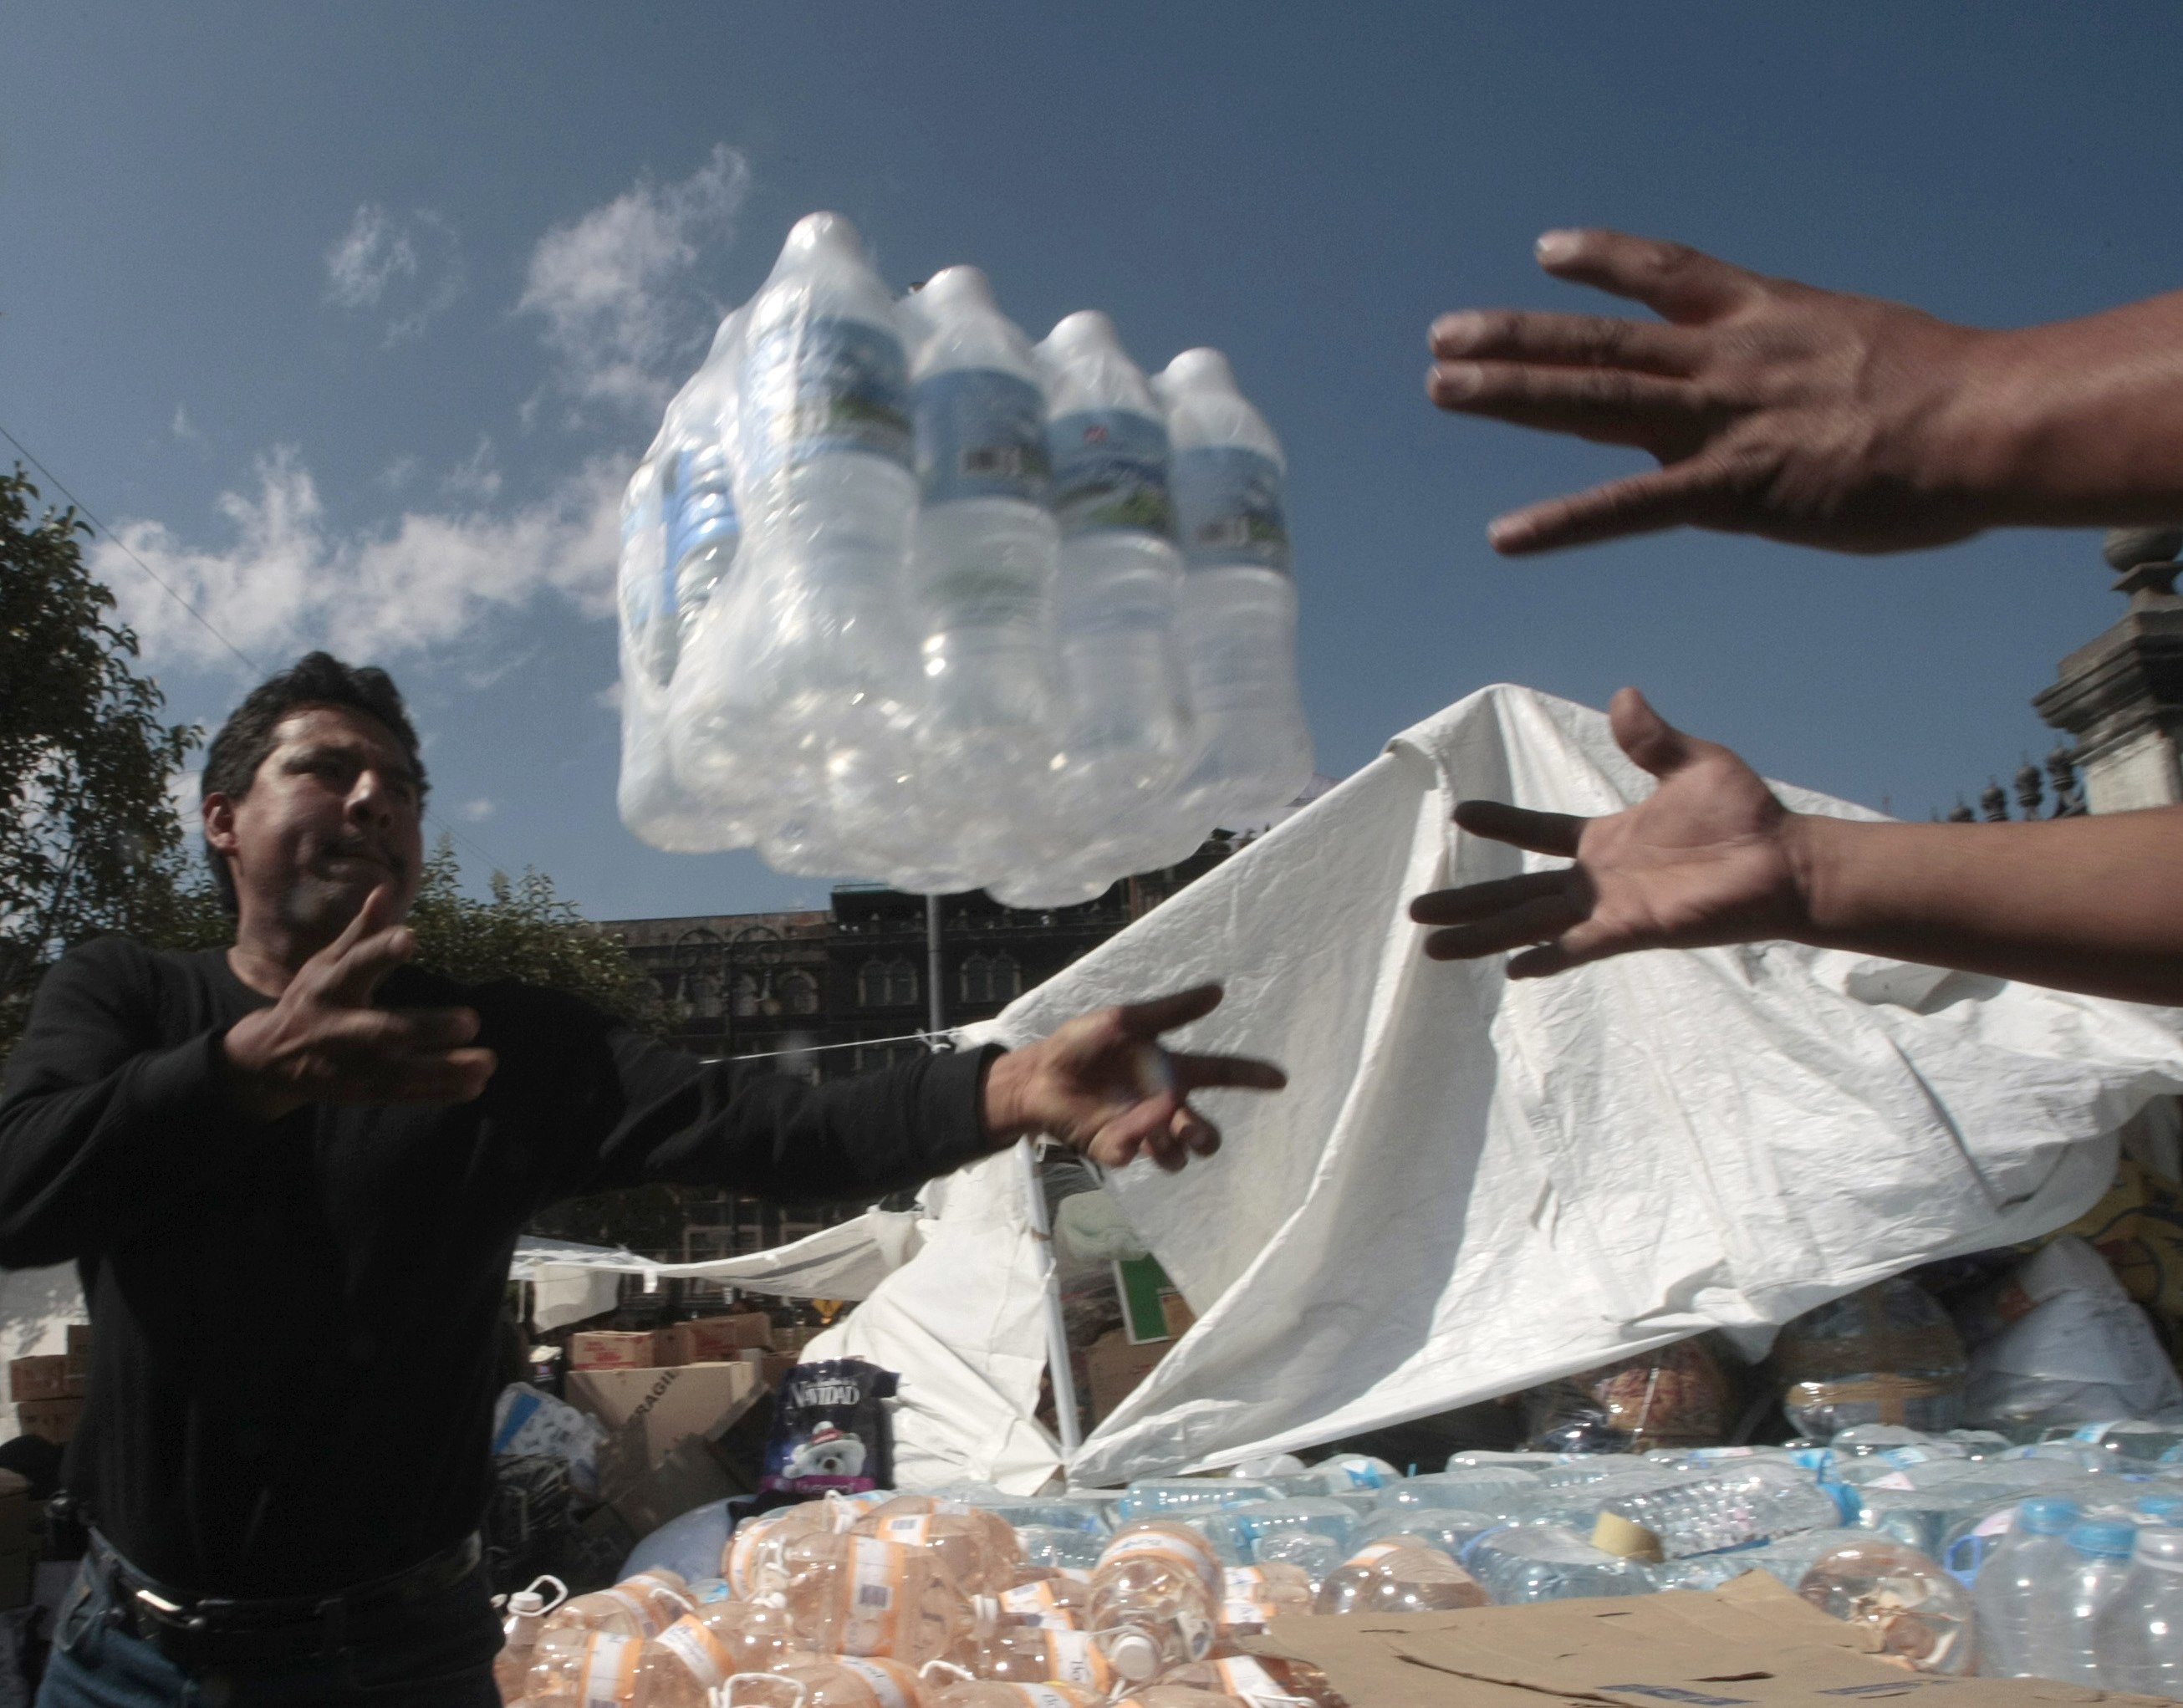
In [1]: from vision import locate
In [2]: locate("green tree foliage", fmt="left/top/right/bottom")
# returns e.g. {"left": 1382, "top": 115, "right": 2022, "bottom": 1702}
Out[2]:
{"left": 0, "top": 469, "right": 202, "bottom": 1058}
{"left": 404, "top": 837, "right": 656, "bottom": 1028}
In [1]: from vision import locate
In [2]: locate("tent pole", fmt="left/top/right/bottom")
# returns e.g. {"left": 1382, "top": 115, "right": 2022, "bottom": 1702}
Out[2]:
{"left": 926, "top": 894, "right": 946, "bottom": 1042}
{"left": 1016, "top": 1138, "right": 1082, "bottom": 1462}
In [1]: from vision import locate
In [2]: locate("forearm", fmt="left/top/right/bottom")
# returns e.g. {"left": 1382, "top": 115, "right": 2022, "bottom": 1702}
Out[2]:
{"left": 574, "top": 1029, "right": 1005, "bottom": 1205}
{"left": 1948, "top": 292, "right": 2183, "bottom": 529}
{"left": 1787, "top": 806, "right": 2183, "bottom": 1003}
{"left": 0, "top": 1031, "right": 261, "bottom": 1265}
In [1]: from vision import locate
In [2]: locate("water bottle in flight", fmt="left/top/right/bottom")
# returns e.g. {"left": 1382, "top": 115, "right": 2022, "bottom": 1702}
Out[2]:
{"left": 1014, "top": 311, "right": 1194, "bottom": 896}
{"left": 1972, "top": 1496, "right": 2080, "bottom": 1678}
{"left": 2095, "top": 1526, "right": 2183, "bottom": 1696}
{"left": 1155, "top": 348, "right": 1311, "bottom": 830}
{"left": 901, "top": 266, "right": 1060, "bottom": 855}
{"left": 701, "top": 212, "right": 921, "bottom": 877}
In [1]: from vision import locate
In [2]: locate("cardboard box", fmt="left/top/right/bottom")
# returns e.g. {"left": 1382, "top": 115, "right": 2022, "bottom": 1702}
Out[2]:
{"left": 1248, "top": 1570, "right": 2168, "bottom": 1705}
{"left": 16, "top": 1398, "right": 83, "bottom": 1445}
{"left": 566, "top": 1330, "right": 661, "bottom": 1372}
{"left": 1084, "top": 1329, "right": 1166, "bottom": 1423}
{"left": 64, "top": 1324, "right": 89, "bottom": 1390}
{"left": 8, "top": 1357, "right": 74, "bottom": 1403}
{"left": 758, "top": 1352, "right": 798, "bottom": 1390}
{"left": 662, "top": 1313, "right": 773, "bottom": 1365}
{"left": 565, "top": 1361, "right": 764, "bottom": 1535}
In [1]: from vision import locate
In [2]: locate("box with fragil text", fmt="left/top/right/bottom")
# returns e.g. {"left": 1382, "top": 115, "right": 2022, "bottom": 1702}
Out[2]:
{"left": 565, "top": 1361, "right": 765, "bottom": 1535}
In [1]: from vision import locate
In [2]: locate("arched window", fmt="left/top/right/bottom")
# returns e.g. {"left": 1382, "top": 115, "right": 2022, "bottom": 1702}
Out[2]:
{"left": 730, "top": 974, "right": 761, "bottom": 1018}
{"left": 779, "top": 971, "right": 819, "bottom": 1016}
{"left": 989, "top": 952, "right": 1022, "bottom": 1002}
{"left": 961, "top": 954, "right": 992, "bottom": 1007}
{"left": 859, "top": 957, "right": 919, "bottom": 1008}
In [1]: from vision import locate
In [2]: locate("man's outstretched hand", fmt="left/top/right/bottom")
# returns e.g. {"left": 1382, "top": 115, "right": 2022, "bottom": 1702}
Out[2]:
{"left": 1410, "top": 689, "right": 1811, "bottom": 977}
{"left": 982, "top": 985, "right": 1286, "bottom": 1172}
{"left": 220, "top": 885, "right": 499, "bottom": 1122}
{"left": 1428, "top": 229, "right": 2000, "bottom": 556}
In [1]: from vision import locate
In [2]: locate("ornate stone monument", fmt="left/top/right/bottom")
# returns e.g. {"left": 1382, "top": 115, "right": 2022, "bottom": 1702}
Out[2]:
{"left": 2033, "top": 528, "right": 2183, "bottom": 813}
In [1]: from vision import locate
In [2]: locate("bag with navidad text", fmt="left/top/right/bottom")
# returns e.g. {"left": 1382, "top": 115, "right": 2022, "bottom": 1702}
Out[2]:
{"left": 760, "top": 1359, "right": 897, "bottom": 1495}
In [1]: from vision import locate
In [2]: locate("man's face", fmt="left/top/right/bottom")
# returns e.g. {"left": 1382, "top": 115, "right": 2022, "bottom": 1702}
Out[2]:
{"left": 203, "top": 704, "right": 426, "bottom": 941}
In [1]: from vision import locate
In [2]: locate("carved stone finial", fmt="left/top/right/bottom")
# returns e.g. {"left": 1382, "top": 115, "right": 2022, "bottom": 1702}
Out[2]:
{"left": 1946, "top": 800, "right": 1976, "bottom": 823}
{"left": 2104, "top": 527, "right": 2183, "bottom": 599}
{"left": 2013, "top": 757, "right": 2043, "bottom": 818}
{"left": 1979, "top": 779, "right": 2009, "bottom": 822}
{"left": 2103, "top": 527, "right": 2183, "bottom": 573}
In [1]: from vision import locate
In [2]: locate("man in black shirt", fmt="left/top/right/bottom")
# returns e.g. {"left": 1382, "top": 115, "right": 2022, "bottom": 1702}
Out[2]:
{"left": 0, "top": 654, "right": 1283, "bottom": 1707}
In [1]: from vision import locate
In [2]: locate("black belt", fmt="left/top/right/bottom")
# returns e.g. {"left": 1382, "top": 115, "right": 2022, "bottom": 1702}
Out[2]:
{"left": 86, "top": 1529, "right": 483, "bottom": 1665}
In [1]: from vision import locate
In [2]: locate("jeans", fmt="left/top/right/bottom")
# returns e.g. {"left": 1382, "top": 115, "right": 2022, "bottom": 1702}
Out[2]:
{"left": 35, "top": 1555, "right": 502, "bottom": 1708}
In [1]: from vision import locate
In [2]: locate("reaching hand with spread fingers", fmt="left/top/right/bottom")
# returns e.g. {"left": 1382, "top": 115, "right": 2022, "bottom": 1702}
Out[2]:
{"left": 1429, "top": 228, "right": 2183, "bottom": 556}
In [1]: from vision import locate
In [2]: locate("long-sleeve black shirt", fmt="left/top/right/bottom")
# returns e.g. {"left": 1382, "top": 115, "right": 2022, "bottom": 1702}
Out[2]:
{"left": 0, "top": 936, "right": 997, "bottom": 1598}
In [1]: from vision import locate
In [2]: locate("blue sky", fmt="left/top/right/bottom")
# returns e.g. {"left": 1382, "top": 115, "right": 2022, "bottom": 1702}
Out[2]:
{"left": 4, "top": 3, "right": 2179, "bottom": 923}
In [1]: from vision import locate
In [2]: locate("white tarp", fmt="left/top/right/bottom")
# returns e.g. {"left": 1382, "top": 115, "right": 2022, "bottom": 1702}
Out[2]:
{"left": 512, "top": 1214, "right": 925, "bottom": 1329}
{"left": 810, "top": 683, "right": 2183, "bottom": 1490}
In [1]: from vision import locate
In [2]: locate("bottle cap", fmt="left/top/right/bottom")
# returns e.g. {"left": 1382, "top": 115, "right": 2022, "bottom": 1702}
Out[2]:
{"left": 919, "top": 266, "right": 995, "bottom": 316}
{"left": 1589, "top": 1511, "right": 1664, "bottom": 1563}
{"left": 2020, "top": 1497, "right": 2081, "bottom": 1536}
{"left": 2069, "top": 1522, "right": 2136, "bottom": 1559}
{"left": 1161, "top": 348, "right": 1236, "bottom": 392}
{"left": 1105, "top": 1629, "right": 1160, "bottom": 1681}
{"left": 508, "top": 1591, "right": 544, "bottom": 1615}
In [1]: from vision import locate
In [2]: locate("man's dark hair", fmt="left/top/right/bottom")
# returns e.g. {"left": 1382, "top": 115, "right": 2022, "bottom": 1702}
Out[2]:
{"left": 200, "top": 652, "right": 428, "bottom": 914}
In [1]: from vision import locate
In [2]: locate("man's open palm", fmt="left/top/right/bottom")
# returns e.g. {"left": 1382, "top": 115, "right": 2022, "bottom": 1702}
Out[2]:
{"left": 986, "top": 985, "right": 1287, "bottom": 1172}
{"left": 1410, "top": 690, "right": 1808, "bottom": 977}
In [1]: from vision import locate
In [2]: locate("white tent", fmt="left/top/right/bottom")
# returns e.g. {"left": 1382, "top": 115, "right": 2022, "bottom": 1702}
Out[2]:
{"left": 807, "top": 684, "right": 2183, "bottom": 1491}
{"left": 10, "top": 684, "right": 2176, "bottom": 1484}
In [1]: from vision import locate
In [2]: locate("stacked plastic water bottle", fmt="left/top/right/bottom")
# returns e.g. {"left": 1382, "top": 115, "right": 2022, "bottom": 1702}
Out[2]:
{"left": 497, "top": 1420, "right": 2183, "bottom": 1705}
{"left": 619, "top": 212, "right": 1313, "bottom": 903}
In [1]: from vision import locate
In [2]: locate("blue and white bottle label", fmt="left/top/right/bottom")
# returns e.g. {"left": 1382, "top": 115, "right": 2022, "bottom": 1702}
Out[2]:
{"left": 742, "top": 314, "right": 913, "bottom": 472}
{"left": 1048, "top": 408, "right": 1175, "bottom": 540}
{"left": 1172, "top": 446, "right": 1290, "bottom": 573}
{"left": 666, "top": 441, "right": 740, "bottom": 576}
{"left": 914, "top": 368, "right": 1048, "bottom": 506}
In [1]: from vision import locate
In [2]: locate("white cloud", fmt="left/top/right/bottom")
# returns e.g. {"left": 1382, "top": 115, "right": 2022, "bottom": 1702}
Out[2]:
{"left": 93, "top": 448, "right": 624, "bottom": 672}
{"left": 518, "top": 144, "right": 751, "bottom": 415}
{"left": 324, "top": 204, "right": 464, "bottom": 343}
{"left": 456, "top": 798, "right": 496, "bottom": 823}
{"left": 171, "top": 404, "right": 201, "bottom": 443}
{"left": 442, "top": 436, "right": 502, "bottom": 503}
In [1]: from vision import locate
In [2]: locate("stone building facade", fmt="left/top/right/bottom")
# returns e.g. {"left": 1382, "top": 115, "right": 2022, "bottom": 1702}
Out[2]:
{"left": 599, "top": 838, "right": 1252, "bottom": 1260}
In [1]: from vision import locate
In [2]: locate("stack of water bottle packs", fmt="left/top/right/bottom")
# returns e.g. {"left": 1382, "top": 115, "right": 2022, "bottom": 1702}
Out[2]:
{"left": 495, "top": 1431, "right": 2183, "bottom": 1703}
{"left": 616, "top": 213, "right": 1313, "bottom": 905}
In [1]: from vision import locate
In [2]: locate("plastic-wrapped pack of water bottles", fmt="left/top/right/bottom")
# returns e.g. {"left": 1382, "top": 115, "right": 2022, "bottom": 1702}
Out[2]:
{"left": 497, "top": 1424, "right": 2183, "bottom": 1703}
{"left": 617, "top": 212, "right": 1313, "bottom": 904}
